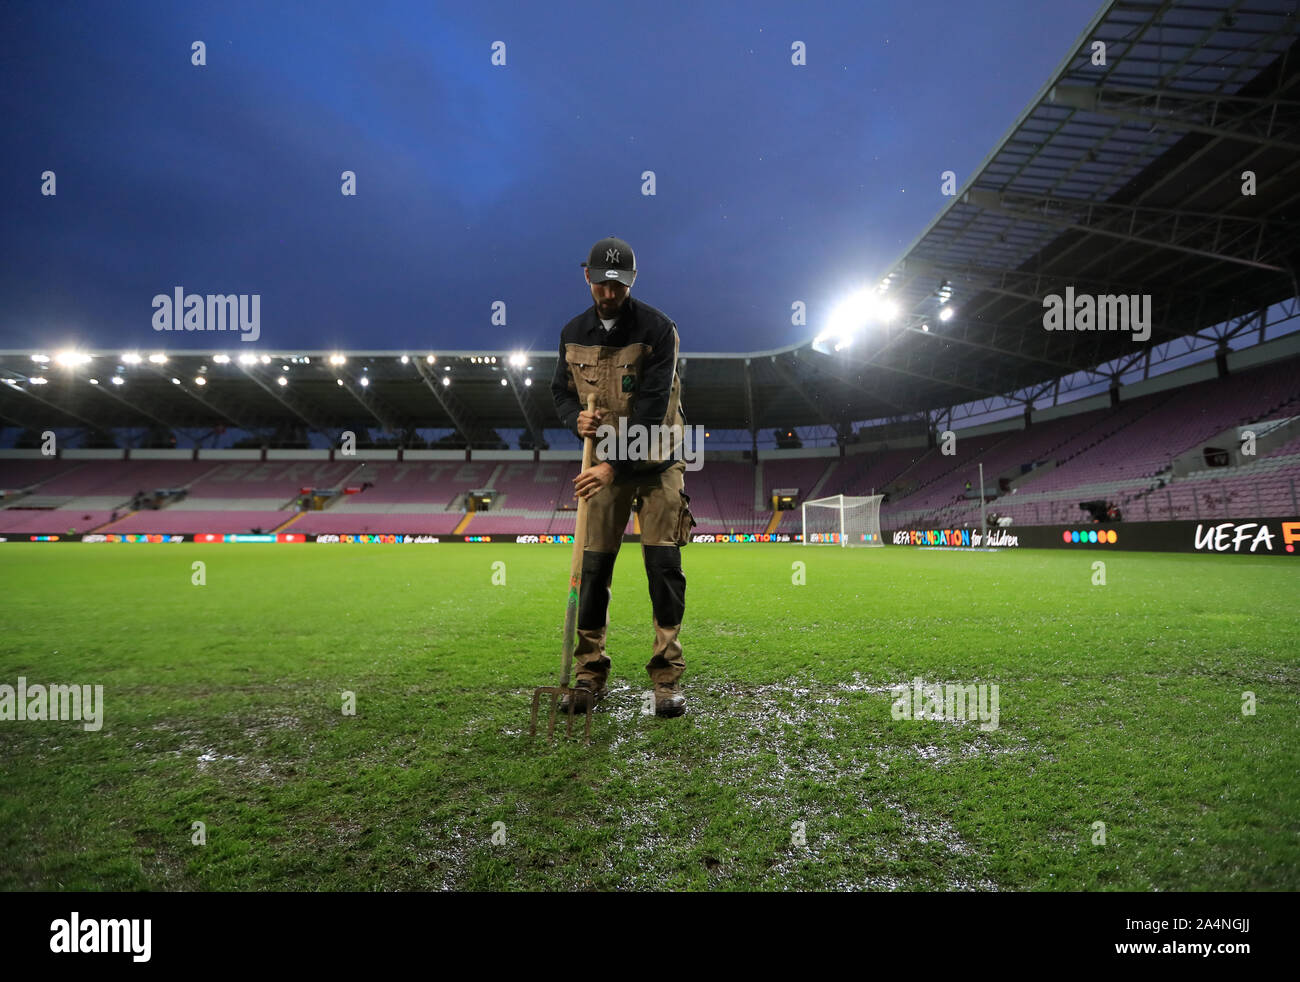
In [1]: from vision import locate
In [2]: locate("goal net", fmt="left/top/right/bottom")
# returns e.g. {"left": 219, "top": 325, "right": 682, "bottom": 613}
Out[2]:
{"left": 801, "top": 494, "right": 884, "bottom": 547}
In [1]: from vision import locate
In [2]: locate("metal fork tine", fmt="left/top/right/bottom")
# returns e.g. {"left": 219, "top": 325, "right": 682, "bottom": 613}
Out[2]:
{"left": 530, "top": 684, "right": 594, "bottom": 743}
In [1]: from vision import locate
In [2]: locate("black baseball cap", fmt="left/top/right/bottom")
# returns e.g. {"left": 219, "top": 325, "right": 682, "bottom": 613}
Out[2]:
{"left": 581, "top": 236, "right": 636, "bottom": 287}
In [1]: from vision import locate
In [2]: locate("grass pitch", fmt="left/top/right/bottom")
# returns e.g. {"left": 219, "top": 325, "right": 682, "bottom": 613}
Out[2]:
{"left": 0, "top": 542, "right": 1296, "bottom": 891}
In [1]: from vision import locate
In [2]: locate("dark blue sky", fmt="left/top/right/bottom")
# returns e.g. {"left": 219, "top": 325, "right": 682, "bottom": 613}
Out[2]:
{"left": 1, "top": 0, "right": 1103, "bottom": 356}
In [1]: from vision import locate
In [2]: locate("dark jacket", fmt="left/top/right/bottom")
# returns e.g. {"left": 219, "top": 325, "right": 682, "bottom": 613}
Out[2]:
{"left": 551, "top": 295, "right": 686, "bottom": 484}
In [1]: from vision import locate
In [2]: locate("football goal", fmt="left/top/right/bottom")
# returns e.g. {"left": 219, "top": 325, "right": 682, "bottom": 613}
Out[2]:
{"left": 801, "top": 494, "right": 884, "bottom": 547}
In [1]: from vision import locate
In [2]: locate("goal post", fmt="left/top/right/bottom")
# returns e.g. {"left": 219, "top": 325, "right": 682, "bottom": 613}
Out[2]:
{"left": 801, "top": 494, "right": 884, "bottom": 547}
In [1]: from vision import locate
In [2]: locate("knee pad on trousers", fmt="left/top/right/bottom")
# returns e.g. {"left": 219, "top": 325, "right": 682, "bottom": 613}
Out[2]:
{"left": 643, "top": 544, "right": 685, "bottom": 626}
{"left": 577, "top": 550, "right": 618, "bottom": 630}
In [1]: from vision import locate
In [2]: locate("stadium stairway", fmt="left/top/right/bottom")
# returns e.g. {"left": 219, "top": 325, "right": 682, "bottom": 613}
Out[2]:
{"left": 272, "top": 511, "right": 305, "bottom": 533}
{"left": 804, "top": 461, "right": 836, "bottom": 501}
{"left": 288, "top": 460, "right": 380, "bottom": 517}
{"left": 331, "top": 461, "right": 373, "bottom": 502}
{"left": 86, "top": 509, "right": 137, "bottom": 533}
{"left": 882, "top": 448, "right": 934, "bottom": 494}
{"left": 916, "top": 397, "right": 1185, "bottom": 527}
{"left": 882, "top": 431, "right": 1015, "bottom": 514}
{"left": 0, "top": 460, "right": 88, "bottom": 506}
{"left": 91, "top": 460, "right": 230, "bottom": 532}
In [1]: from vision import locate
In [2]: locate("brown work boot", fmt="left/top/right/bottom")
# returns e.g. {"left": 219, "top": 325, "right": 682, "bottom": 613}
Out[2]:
{"left": 558, "top": 678, "right": 608, "bottom": 714}
{"left": 653, "top": 681, "right": 686, "bottom": 718}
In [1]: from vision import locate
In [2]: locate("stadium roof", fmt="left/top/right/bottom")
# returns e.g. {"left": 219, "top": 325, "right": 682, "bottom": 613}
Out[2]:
{"left": 3, "top": 0, "right": 1298, "bottom": 445}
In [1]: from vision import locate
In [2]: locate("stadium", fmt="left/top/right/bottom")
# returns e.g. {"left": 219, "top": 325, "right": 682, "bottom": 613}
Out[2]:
{"left": 2, "top": 0, "right": 1298, "bottom": 903}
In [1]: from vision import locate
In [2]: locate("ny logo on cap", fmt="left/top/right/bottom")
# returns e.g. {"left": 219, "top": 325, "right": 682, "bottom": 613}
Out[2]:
{"left": 605, "top": 248, "right": 621, "bottom": 264}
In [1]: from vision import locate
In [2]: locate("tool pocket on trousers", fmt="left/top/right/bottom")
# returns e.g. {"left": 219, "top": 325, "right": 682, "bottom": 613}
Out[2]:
{"left": 675, "top": 491, "right": 697, "bottom": 546}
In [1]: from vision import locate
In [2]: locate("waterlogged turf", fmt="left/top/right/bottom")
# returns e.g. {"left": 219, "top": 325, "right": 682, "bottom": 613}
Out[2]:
{"left": 0, "top": 542, "right": 1296, "bottom": 891}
